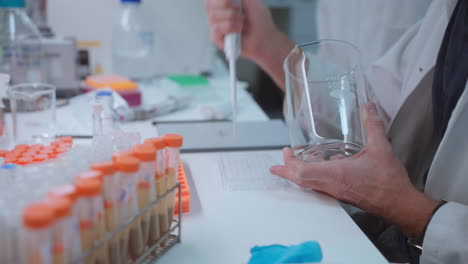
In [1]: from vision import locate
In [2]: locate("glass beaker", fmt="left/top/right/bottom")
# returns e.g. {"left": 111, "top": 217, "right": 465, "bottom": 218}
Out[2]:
{"left": 9, "top": 83, "right": 56, "bottom": 144}
{"left": 284, "top": 40, "right": 368, "bottom": 162}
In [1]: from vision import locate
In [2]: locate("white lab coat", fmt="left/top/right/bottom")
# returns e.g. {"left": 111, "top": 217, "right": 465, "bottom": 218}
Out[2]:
{"left": 361, "top": 0, "right": 468, "bottom": 263}
{"left": 314, "top": 0, "right": 435, "bottom": 186}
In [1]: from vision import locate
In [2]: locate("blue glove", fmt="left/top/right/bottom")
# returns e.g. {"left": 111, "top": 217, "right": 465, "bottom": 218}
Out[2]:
{"left": 248, "top": 241, "right": 323, "bottom": 264}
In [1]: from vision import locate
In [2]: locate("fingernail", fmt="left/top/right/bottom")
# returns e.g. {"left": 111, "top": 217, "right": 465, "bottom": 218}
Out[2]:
{"left": 366, "top": 102, "right": 377, "bottom": 113}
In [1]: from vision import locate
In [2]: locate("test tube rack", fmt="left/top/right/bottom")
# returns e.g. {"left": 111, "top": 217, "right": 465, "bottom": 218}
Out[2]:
{"left": 76, "top": 178, "right": 183, "bottom": 264}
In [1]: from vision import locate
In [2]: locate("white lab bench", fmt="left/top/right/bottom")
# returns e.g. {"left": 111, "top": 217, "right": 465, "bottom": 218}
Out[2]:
{"left": 51, "top": 78, "right": 387, "bottom": 263}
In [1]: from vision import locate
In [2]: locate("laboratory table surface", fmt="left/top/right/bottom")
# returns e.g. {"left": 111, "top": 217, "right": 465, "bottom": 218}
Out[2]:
{"left": 158, "top": 150, "right": 387, "bottom": 264}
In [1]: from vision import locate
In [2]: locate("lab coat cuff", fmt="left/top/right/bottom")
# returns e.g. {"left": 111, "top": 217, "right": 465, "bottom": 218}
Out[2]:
{"left": 421, "top": 202, "right": 468, "bottom": 264}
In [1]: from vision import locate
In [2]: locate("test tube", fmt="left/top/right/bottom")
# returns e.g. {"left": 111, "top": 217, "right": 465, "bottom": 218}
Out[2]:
{"left": 20, "top": 203, "right": 55, "bottom": 264}
{"left": 76, "top": 171, "right": 108, "bottom": 264}
{"left": 114, "top": 156, "right": 144, "bottom": 261}
{"left": 47, "top": 185, "right": 81, "bottom": 262}
{"left": 144, "top": 137, "right": 168, "bottom": 243}
{"left": 131, "top": 144, "right": 157, "bottom": 246}
{"left": 90, "top": 162, "right": 121, "bottom": 264}
{"left": 162, "top": 134, "right": 183, "bottom": 229}
{"left": 43, "top": 197, "right": 74, "bottom": 264}
{"left": 74, "top": 178, "right": 104, "bottom": 264}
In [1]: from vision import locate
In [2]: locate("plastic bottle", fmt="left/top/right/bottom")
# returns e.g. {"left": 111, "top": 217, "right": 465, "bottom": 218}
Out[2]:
{"left": 112, "top": 0, "right": 156, "bottom": 80}
{"left": 0, "top": 0, "right": 45, "bottom": 84}
{"left": 162, "top": 134, "right": 183, "bottom": 229}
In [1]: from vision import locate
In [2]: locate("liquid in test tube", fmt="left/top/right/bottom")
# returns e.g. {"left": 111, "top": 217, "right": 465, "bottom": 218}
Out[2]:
{"left": 131, "top": 144, "right": 157, "bottom": 246}
{"left": 74, "top": 178, "right": 104, "bottom": 264}
{"left": 43, "top": 197, "right": 74, "bottom": 264}
{"left": 163, "top": 134, "right": 183, "bottom": 229}
{"left": 90, "top": 162, "right": 121, "bottom": 264}
{"left": 143, "top": 137, "right": 166, "bottom": 246}
{"left": 48, "top": 185, "right": 81, "bottom": 261}
{"left": 76, "top": 171, "right": 108, "bottom": 264}
{"left": 114, "top": 156, "right": 144, "bottom": 261}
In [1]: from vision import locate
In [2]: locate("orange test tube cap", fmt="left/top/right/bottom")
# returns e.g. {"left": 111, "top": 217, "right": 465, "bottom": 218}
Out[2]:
{"left": 23, "top": 203, "right": 55, "bottom": 229}
{"left": 75, "top": 178, "right": 102, "bottom": 197}
{"left": 91, "top": 162, "right": 117, "bottom": 176}
{"left": 132, "top": 144, "right": 156, "bottom": 162}
{"left": 112, "top": 150, "right": 134, "bottom": 162}
{"left": 44, "top": 197, "right": 72, "bottom": 219}
{"left": 48, "top": 185, "right": 78, "bottom": 203}
{"left": 77, "top": 170, "right": 104, "bottom": 182}
{"left": 114, "top": 156, "right": 140, "bottom": 173}
{"left": 163, "top": 134, "right": 183, "bottom": 148}
{"left": 144, "top": 137, "right": 166, "bottom": 150}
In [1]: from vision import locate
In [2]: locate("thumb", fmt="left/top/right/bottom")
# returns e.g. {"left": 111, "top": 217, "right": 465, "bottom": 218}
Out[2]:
{"left": 364, "top": 102, "right": 388, "bottom": 148}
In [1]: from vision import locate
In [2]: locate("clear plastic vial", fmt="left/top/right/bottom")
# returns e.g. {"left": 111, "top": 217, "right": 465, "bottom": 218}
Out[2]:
{"left": 112, "top": 0, "right": 156, "bottom": 80}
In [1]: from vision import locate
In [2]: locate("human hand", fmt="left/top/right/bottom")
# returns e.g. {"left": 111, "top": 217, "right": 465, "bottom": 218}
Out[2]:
{"left": 270, "top": 102, "right": 439, "bottom": 236}
{"left": 204, "top": 0, "right": 280, "bottom": 61}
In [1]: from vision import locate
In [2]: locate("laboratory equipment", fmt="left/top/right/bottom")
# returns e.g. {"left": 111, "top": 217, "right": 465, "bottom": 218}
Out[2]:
{"left": 0, "top": 129, "right": 185, "bottom": 263}
{"left": 284, "top": 40, "right": 368, "bottom": 162}
{"left": 114, "top": 156, "right": 144, "bottom": 261}
{"left": 42, "top": 37, "right": 80, "bottom": 97}
{"left": 224, "top": 0, "right": 242, "bottom": 121}
{"left": 155, "top": 120, "right": 289, "bottom": 153}
{"left": 93, "top": 90, "right": 119, "bottom": 136}
{"left": 84, "top": 75, "right": 141, "bottom": 107}
{"left": 112, "top": 0, "right": 156, "bottom": 80}
{"left": 162, "top": 134, "right": 182, "bottom": 227}
{"left": 143, "top": 137, "right": 166, "bottom": 246}
{"left": 75, "top": 178, "right": 106, "bottom": 263}
{"left": 131, "top": 144, "right": 157, "bottom": 245}
{"left": 0, "top": 0, "right": 46, "bottom": 85}
{"left": 90, "top": 162, "right": 121, "bottom": 264}
{"left": 43, "top": 196, "right": 76, "bottom": 264}
{"left": 20, "top": 202, "right": 55, "bottom": 264}
{"left": 9, "top": 83, "right": 56, "bottom": 144}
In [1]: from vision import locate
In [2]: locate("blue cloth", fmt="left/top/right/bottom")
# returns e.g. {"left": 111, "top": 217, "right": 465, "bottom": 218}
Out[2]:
{"left": 248, "top": 241, "right": 323, "bottom": 264}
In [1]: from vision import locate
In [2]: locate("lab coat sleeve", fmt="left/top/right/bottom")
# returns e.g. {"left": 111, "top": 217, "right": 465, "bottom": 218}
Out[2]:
{"left": 421, "top": 202, "right": 468, "bottom": 264}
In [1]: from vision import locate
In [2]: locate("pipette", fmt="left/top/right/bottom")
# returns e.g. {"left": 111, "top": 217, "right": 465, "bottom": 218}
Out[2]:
{"left": 224, "top": 0, "right": 242, "bottom": 122}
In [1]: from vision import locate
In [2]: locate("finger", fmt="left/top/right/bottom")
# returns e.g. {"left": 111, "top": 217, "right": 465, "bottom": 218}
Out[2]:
{"left": 270, "top": 165, "right": 292, "bottom": 180}
{"left": 364, "top": 102, "right": 389, "bottom": 149}
{"left": 205, "top": 0, "right": 240, "bottom": 10}
{"left": 208, "top": 9, "right": 243, "bottom": 25}
{"left": 212, "top": 20, "right": 243, "bottom": 36}
{"left": 210, "top": 29, "right": 224, "bottom": 49}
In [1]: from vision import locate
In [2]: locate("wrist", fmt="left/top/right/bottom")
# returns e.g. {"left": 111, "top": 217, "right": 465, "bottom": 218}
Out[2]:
{"left": 388, "top": 188, "right": 439, "bottom": 237}
{"left": 251, "top": 29, "right": 295, "bottom": 90}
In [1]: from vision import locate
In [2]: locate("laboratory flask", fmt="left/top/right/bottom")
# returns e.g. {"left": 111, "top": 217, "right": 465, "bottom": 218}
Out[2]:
{"left": 0, "top": 0, "right": 46, "bottom": 85}
{"left": 284, "top": 40, "right": 368, "bottom": 162}
{"left": 9, "top": 83, "right": 56, "bottom": 144}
